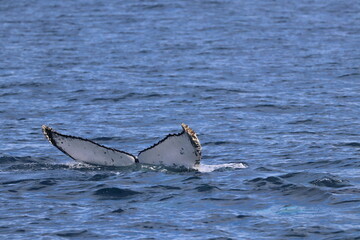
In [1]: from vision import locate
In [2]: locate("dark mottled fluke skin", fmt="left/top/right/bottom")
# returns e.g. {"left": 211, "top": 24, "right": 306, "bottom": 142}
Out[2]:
{"left": 181, "top": 123, "right": 202, "bottom": 165}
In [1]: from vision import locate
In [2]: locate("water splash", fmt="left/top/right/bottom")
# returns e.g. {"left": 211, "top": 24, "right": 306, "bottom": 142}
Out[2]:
{"left": 195, "top": 163, "right": 247, "bottom": 173}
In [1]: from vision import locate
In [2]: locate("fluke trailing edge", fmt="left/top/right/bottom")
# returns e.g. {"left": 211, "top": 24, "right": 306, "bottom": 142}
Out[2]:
{"left": 42, "top": 124, "right": 202, "bottom": 169}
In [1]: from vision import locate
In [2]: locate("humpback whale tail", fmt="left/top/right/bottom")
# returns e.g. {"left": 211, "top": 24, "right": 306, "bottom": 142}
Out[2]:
{"left": 42, "top": 124, "right": 201, "bottom": 169}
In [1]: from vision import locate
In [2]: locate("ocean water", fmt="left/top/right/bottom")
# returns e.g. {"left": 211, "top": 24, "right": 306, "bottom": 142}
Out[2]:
{"left": 1, "top": 0, "right": 360, "bottom": 239}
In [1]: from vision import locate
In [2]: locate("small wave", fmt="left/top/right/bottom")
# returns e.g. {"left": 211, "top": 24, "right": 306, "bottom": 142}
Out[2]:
{"left": 248, "top": 176, "right": 284, "bottom": 187}
{"left": 279, "top": 172, "right": 351, "bottom": 189}
{"left": 112, "top": 208, "right": 125, "bottom": 213}
{"left": 247, "top": 175, "right": 332, "bottom": 202}
{"left": 338, "top": 72, "right": 360, "bottom": 78}
{"left": 159, "top": 196, "right": 175, "bottom": 201}
{"left": 338, "top": 142, "right": 360, "bottom": 147}
{"left": 2, "top": 179, "right": 35, "bottom": 185}
{"left": 310, "top": 177, "right": 350, "bottom": 188}
{"left": 332, "top": 199, "right": 360, "bottom": 205}
{"left": 94, "top": 187, "right": 141, "bottom": 200}
{"left": 91, "top": 92, "right": 169, "bottom": 102}
{"left": 182, "top": 176, "right": 202, "bottom": 182}
{"left": 87, "top": 173, "right": 113, "bottom": 181}
{"left": 149, "top": 185, "right": 181, "bottom": 190}
{"left": 195, "top": 184, "right": 220, "bottom": 192}
{"left": 54, "top": 230, "right": 99, "bottom": 238}
{"left": 91, "top": 137, "right": 117, "bottom": 141}
{"left": 1, "top": 177, "right": 58, "bottom": 192}
{"left": 287, "top": 119, "right": 315, "bottom": 124}
{"left": 0, "top": 155, "right": 38, "bottom": 164}
{"left": 202, "top": 141, "right": 236, "bottom": 146}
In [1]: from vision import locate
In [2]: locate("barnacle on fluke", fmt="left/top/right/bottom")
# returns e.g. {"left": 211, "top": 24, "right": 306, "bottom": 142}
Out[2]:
{"left": 42, "top": 124, "right": 202, "bottom": 169}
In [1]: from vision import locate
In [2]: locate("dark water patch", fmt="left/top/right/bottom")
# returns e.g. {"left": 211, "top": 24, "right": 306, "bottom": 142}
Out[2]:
{"left": 67, "top": 98, "right": 78, "bottom": 102}
{"left": 338, "top": 142, "right": 360, "bottom": 147}
{"left": 283, "top": 229, "right": 308, "bottom": 238}
{"left": 91, "top": 92, "right": 169, "bottom": 103}
{"left": 26, "top": 179, "right": 57, "bottom": 191}
{"left": 203, "top": 141, "right": 235, "bottom": 146}
{"left": 310, "top": 177, "right": 350, "bottom": 188}
{"left": 17, "top": 82, "right": 51, "bottom": 88}
{"left": 248, "top": 176, "right": 284, "bottom": 187}
{"left": 55, "top": 229, "right": 97, "bottom": 238}
{"left": 159, "top": 195, "right": 175, "bottom": 201}
{"left": 287, "top": 119, "right": 317, "bottom": 124}
{"left": 90, "top": 137, "right": 130, "bottom": 143}
{"left": 204, "top": 87, "right": 251, "bottom": 94}
{"left": 279, "top": 172, "right": 350, "bottom": 189}
{"left": 247, "top": 175, "right": 331, "bottom": 202}
{"left": 284, "top": 185, "right": 331, "bottom": 202}
{"left": 332, "top": 188, "right": 360, "bottom": 194}
{"left": 195, "top": 184, "right": 220, "bottom": 192}
{"left": 129, "top": 221, "right": 178, "bottom": 231}
{"left": 39, "top": 179, "right": 57, "bottom": 185}
{"left": 285, "top": 159, "right": 344, "bottom": 169}
{"left": 0, "top": 156, "right": 37, "bottom": 164}
{"left": 149, "top": 185, "right": 181, "bottom": 190}
{"left": 207, "top": 238, "right": 233, "bottom": 240}
{"left": 133, "top": 3, "right": 170, "bottom": 10}
{"left": 0, "top": 82, "right": 51, "bottom": 89}
{"left": 0, "top": 92, "right": 20, "bottom": 97}
{"left": 5, "top": 163, "right": 70, "bottom": 171}
{"left": 235, "top": 214, "right": 252, "bottom": 219}
{"left": 2, "top": 179, "right": 36, "bottom": 185}
{"left": 112, "top": 208, "right": 124, "bottom": 213}
{"left": 279, "top": 172, "right": 303, "bottom": 179}
{"left": 28, "top": 186, "right": 47, "bottom": 191}
{"left": 94, "top": 187, "right": 141, "bottom": 200}
{"left": 252, "top": 104, "right": 302, "bottom": 114}
{"left": 91, "top": 137, "right": 116, "bottom": 141}
{"left": 201, "top": 197, "right": 228, "bottom": 201}
{"left": 332, "top": 199, "right": 360, "bottom": 205}
{"left": 66, "top": 190, "right": 88, "bottom": 196}
{"left": 201, "top": 213, "right": 251, "bottom": 228}
{"left": 91, "top": 93, "right": 136, "bottom": 102}
{"left": 288, "top": 131, "right": 318, "bottom": 135}
{"left": 283, "top": 225, "right": 347, "bottom": 238}
{"left": 255, "top": 167, "right": 278, "bottom": 172}
{"left": 88, "top": 173, "right": 112, "bottom": 181}
{"left": 338, "top": 72, "right": 360, "bottom": 78}
{"left": 182, "top": 176, "right": 201, "bottom": 182}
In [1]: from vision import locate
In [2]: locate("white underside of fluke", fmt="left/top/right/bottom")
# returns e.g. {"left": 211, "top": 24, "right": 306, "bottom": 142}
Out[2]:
{"left": 138, "top": 131, "right": 200, "bottom": 169}
{"left": 42, "top": 124, "right": 201, "bottom": 169}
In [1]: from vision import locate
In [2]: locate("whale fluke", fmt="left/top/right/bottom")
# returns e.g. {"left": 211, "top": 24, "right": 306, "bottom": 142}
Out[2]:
{"left": 138, "top": 123, "right": 201, "bottom": 168}
{"left": 42, "top": 125, "right": 137, "bottom": 167}
{"left": 42, "top": 124, "right": 201, "bottom": 169}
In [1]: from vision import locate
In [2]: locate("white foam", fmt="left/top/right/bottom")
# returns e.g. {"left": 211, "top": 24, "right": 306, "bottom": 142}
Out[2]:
{"left": 194, "top": 163, "right": 247, "bottom": 173}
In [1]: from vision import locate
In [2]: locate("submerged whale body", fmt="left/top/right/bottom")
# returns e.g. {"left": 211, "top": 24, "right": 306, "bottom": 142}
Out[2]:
{"left": 42, "top": 124, "right": 202, "bottom": 169}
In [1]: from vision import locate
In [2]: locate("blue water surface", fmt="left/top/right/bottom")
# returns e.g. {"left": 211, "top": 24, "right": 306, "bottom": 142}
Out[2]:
{"left": 1, "top": 0, "right": 360, "bottom": 239}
